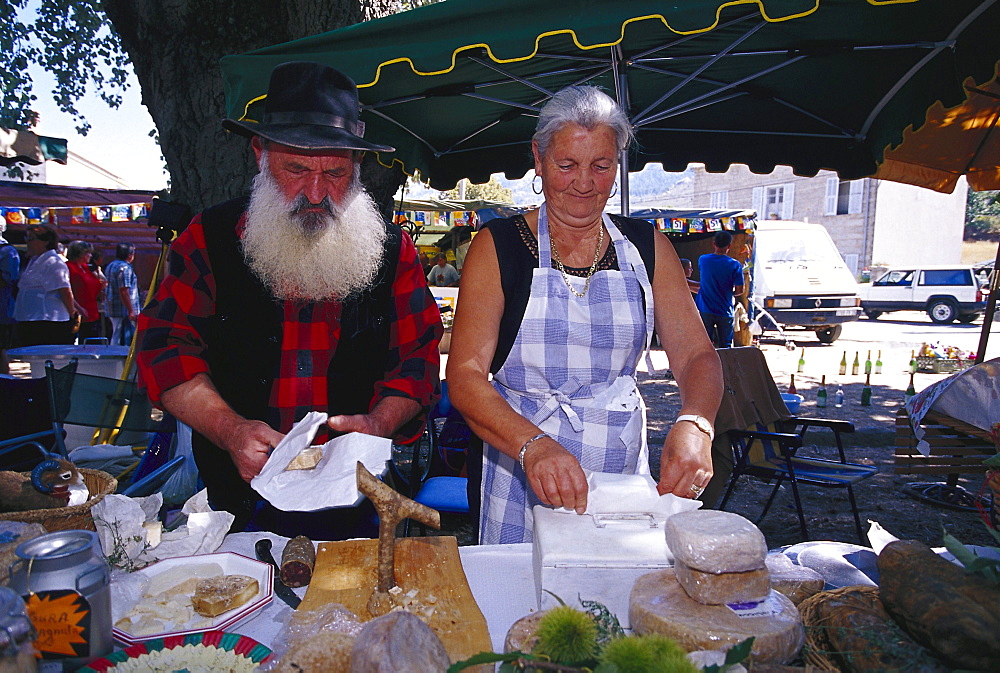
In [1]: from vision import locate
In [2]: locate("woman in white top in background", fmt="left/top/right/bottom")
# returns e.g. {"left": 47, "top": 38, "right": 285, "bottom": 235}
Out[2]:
{"left": 14, "top": 224, "right": 81, "bottom": 346}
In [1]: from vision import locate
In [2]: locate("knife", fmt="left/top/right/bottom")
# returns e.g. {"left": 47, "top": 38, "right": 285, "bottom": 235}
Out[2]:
{"left": 255, "top": 538, "right": 302, "bottom": 609}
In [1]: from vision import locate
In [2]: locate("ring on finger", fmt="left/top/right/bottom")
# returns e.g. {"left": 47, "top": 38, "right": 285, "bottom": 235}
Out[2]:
{"left": 689, "top": 484, "right": 705, "bottom": 497}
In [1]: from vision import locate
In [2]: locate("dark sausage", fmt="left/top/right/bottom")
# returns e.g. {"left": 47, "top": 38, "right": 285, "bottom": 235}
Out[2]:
{"left": 279, "top": 535, "right": 315, "bottom": 588}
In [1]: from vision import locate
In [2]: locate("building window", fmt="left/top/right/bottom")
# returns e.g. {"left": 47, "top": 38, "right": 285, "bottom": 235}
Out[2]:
{"left": 826, "top": 178, "right": 863, "bottom": 215}
{"left": 752, "top": 184, "right": 794, "bottom": 220}
{"left": 710, "top": 190, "right": 729, "bottom": 209}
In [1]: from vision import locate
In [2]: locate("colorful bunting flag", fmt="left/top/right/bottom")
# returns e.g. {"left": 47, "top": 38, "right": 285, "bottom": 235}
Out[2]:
{"left": 4, "top": 209, "right": 24, "bottom": 226}
{"left": 112, "top": 205, "right": 130, "bottom": 222}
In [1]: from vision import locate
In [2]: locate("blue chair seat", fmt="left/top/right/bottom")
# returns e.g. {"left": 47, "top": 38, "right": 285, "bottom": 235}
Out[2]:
{"left": 753, "top": 456, "right": 877, "bottom": 486}
{"left": 413, "top": 476, "right": 469, "bottom": 514}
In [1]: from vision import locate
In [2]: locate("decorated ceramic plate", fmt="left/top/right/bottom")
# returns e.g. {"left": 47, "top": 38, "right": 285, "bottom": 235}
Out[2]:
{"left": 112, "top": 552, "right": 273, "bottom": 646}
{"left": 80, "top": 631, "right": 272, "bottom": 672}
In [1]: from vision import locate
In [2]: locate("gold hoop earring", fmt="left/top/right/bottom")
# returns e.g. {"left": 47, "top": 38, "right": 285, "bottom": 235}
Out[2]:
{"left": 610, "top": 182, "right": 619, "bottom": 198}
{"left": 532, "top": 175, "right": 543, "bottom": 195}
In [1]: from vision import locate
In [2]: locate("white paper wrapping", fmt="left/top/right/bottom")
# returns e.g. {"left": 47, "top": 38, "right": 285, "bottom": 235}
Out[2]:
{"left": 250, "top": 411, "right": 392, "bottom": 511}
{"left": 93, "top": 489, "right": 234, "bottom": 569}
{"left": 554, "top": 469, "right": 701, "bottom": 517}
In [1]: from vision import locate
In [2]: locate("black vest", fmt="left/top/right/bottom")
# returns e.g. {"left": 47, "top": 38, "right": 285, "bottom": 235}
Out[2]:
{"left": 191, "top": 197, "right": 401, "bottom": 523}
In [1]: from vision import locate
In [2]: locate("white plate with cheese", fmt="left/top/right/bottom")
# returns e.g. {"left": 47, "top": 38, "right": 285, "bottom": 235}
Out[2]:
{"left": 112, "top": 552, "right": 273, "bottom": 645}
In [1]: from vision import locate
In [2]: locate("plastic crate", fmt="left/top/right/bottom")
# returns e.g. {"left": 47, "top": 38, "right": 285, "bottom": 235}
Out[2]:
{"left": 915, "top": 356, "right": 972, "bottom": 374}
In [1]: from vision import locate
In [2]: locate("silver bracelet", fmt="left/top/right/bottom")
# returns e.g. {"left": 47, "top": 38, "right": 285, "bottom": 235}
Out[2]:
{"left": 518, "top": 433, "right": 548, "bottom": 472}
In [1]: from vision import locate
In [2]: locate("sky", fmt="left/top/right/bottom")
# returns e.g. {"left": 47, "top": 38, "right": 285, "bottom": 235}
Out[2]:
{"left": 28, "top": 65, "right": 169, "bottom": 191}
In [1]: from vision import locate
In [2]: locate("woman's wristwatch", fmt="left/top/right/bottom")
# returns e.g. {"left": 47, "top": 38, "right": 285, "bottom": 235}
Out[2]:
{"left": 675, "top": 415, "right": 714, "bottom": 441}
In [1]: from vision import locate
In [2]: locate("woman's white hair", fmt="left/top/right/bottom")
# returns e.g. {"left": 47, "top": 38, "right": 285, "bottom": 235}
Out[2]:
{"left": 532, "top": 85, "right": 634, "bottom": 158}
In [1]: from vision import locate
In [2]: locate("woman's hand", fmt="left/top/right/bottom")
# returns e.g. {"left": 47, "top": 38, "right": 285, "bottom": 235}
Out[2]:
{"left": 522, "top": 437, "right": 589, "bottom": 513}
{"left": 656, "top": 422, "right": 713, "bottom": 499}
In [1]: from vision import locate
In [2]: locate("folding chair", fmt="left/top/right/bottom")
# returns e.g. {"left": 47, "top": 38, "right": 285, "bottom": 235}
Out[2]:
{"left": 0, "top": 360, "right": 79, "bottom": 470}
{"left": 42, "top": 361, "right": 182, "bottom": 498}
{"left": 389, "top": 382, "right": 470, "bottom": 535}
{"left": 715, "top": 347, "right": 877, "bottom": 542}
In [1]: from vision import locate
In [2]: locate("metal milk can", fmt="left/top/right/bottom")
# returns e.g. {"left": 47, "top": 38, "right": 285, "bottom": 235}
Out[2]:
{"left": 8, "top": 530, "right": 111, "bottom": 672}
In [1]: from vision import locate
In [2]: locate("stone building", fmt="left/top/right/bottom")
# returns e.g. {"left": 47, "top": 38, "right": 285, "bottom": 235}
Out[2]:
{"left": 663, "top": 164, "right": 968, "bottom": 276}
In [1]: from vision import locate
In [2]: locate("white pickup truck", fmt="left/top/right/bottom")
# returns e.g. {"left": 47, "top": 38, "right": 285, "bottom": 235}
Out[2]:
{"left": 857, "top": 264, "right": 987, "bottom": 324}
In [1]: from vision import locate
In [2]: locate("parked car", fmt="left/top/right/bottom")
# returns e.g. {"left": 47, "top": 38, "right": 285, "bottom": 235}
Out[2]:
{"left": 858, "top": 264, "right": 987, "bottom": 324}
{"left": 751, "top": 220, "right": 861, "bottom": 343}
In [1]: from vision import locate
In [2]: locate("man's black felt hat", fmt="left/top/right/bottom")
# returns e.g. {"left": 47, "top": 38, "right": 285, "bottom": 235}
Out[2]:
{"left": 223, "top": 61, "right": 394, "bottom": 153}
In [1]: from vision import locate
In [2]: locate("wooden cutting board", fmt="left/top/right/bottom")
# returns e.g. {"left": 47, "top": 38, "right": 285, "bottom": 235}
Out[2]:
{"left": 300, "top": 536, "right": 492, "bottom": 665}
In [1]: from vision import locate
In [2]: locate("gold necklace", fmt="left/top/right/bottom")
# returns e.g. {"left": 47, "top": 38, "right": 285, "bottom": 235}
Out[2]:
{"left": 550, "top": 224, "right": 605, "bottom": 297}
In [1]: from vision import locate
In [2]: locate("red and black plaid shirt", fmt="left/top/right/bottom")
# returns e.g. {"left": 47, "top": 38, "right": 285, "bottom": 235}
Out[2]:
{"left": 137, "top": 211, "right": 442, "bottom": 441}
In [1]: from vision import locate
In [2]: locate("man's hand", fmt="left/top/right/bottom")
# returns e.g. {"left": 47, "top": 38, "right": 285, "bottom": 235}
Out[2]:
{"left": 522, "top": 437, "right": 589, "bottom": 514}
{"left": 327, "top": 414, "right": 384, "bottom": 437}
{"left": 656, "top": 422, "right": 713, "bottom": 498}
{"left": 224, "top": 419, "right": 284, "bottom": 482}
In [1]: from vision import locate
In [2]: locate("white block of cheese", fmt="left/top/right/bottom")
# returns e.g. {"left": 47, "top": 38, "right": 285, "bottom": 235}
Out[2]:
{"left": 664, "top": 510, "right": 767, "bottom": 573}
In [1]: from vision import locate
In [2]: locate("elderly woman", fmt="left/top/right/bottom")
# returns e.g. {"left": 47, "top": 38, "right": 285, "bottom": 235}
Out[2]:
{"left": 447, "top": 86, "right": 723, "bottom": 544}
{"left": 66, "top": 241, "right": 107, "bottom": 343}
{"left": 13, "top": 225, "right": 80, "bottom": 346}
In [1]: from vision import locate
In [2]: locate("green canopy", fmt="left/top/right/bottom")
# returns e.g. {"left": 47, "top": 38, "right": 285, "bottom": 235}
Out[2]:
{"left": 222, "top": 0, "right": 1000, "bottom": 212}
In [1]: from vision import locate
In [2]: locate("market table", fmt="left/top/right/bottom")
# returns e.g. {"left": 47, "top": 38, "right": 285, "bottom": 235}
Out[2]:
{"left": 216, "top": 533, "right": 535, "bottom": 654}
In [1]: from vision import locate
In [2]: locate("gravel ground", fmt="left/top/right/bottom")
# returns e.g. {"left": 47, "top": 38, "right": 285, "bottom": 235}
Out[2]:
{"left": 642, "top": 339, "right": 996, "bottom": 550}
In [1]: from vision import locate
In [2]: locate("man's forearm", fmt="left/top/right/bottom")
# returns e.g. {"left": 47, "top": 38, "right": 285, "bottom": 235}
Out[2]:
{"left": 367, "top": 395, "right": 423, "bottom": 438}
{"left": 118, "top": 287, "right": 135, "bottom": 315}
{"left": 159, "top": 373, "right": 247, "bottom": 454}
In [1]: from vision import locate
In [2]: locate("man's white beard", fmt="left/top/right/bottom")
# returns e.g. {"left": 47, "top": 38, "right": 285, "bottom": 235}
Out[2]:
{"left": 242, "top": 162, "right": 387, "bottom": 302}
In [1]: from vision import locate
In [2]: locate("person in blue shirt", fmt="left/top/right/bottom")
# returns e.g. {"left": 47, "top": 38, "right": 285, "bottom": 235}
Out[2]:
{"left": 0, "top": 220, "right": 21, "bottom": 374}
{"left": 695, "top": 231, "right": 745, "bottom": 348}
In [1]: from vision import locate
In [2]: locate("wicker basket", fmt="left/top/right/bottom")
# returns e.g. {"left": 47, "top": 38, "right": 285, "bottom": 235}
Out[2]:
{"left": 0, "top": 469, "right": 117, "bottom": 532}
{"left": 915, "top": 356, "right": 973, "bottom": 374}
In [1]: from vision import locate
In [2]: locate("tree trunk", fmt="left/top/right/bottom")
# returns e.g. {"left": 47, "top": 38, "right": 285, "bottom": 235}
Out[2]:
{"left": 101, "top": 0, "right": 404, "bottom": 215}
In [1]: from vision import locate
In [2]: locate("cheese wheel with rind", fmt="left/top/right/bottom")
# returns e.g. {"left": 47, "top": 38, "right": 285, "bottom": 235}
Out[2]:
{"left": 630, "top": 569, "right": 804, "bottom": 664}
{"left": 664, "top": 510, "right": 766, "bottom": 573}
{"left": 764, "top": 553, "right": 825, "bottom": 606}
{"left": 674, "top": 561, "right": 771, "bottom": 605}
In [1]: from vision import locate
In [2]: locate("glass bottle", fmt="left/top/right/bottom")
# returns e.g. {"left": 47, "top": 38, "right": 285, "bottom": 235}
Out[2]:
{"left": 909, "top": 350, "right": 918, "bottom": 374}
{"left": 817, "top": 375, "right": 828, "bottom": 408}
{"left": 797, "top": 348, "right": 805, "bottom": 373}
{"left": 839, "top": 351, "right": 847, "bottom": 376}
{"left": 875, "top": 349, "right": 883, "bottom": 374}
{"left": 834, "top": 384, "right": 845, "bottom": 408}
{"left": 905, "top": 373, "right": 917, "bottom": 404}
{"left": 864, "top": 349, "right": 872, "bottom": 375}
{"left": 860, "top": 372, "right": 872, "bottom": 406}
{"left": 851, "top": 351, "right": 860, "bottom": 376}
{"left": 788, "top": 374, "right": 797, "bottom": 396}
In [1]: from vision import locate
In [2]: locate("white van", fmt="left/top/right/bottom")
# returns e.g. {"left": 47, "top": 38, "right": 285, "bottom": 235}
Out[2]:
{"left": 752, "top": 220, "right": 861, "bottom": 343}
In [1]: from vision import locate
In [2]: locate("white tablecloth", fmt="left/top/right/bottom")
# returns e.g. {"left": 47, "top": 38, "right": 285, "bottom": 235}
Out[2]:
{"left": 216, "top": 533, "right": 535, "bottom": 654}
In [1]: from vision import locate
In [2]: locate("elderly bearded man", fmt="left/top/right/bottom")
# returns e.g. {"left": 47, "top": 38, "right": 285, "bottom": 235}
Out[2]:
{"left": 137, "top": 62, "right": 443, "bottom": 538}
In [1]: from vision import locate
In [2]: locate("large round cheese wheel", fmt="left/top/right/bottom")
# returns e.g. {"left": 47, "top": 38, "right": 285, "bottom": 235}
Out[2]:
{"left": 630, "top": 569, "right": 804, "bottom": 664}
{"left": 664, "top": 510, "right": 767, "bottom": 573}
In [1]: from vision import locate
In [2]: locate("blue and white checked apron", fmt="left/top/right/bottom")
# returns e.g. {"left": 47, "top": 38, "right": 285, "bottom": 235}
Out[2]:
{"left": 480, "top": 204, "right": 655, "bottom": 544}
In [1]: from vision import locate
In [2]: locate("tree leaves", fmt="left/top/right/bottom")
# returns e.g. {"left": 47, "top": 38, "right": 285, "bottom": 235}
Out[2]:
{"left": 0, "top": 0, "right": 129, "bottom": 135}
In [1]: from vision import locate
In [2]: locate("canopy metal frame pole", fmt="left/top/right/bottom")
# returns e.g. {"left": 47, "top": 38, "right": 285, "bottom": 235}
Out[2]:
{"left": 612, "top": 45, "right": 630, "bottom": 217}
{"left": 974, "top": 242, "right": 1000, "bottom": 364}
